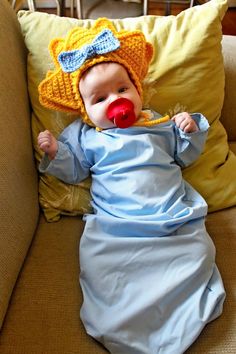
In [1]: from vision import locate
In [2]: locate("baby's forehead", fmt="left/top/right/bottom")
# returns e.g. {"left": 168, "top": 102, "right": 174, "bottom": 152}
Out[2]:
{"left": 79, "top": 62, "right": 132, "bottom": 97}
{"left": 83, "top": 62, "right": 127, "bottom": 78}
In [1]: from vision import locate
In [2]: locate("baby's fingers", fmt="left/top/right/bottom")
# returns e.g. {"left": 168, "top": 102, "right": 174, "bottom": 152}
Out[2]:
{"left": 38, "top": 139, "right": 50, "bottom": 149}
{"left": 37, "top": 130, "right": 52, "bottom": 151}
{"left": 183, "top": 120, "right": 199, "bottom": 133}
{"left": 172, "top": 113, "right": 198, "bottom": 133}
{"left": 172, "top": 114, "right": 187, "bottom": 130}
{"left": 181, "top": 121, "right": 192, "bottom": 133}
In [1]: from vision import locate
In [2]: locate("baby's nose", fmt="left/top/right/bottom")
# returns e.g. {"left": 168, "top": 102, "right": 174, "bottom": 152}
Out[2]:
{"left": 109, "top": 94, "right": 121, "bottom": 104}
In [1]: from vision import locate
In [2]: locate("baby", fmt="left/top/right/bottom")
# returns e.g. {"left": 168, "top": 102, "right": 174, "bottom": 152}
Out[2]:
{"left": 38, "top": 18, "right": 225, "bottom": 354}
{"left": 38, "top": 62, "right": 198, "bottom": 157}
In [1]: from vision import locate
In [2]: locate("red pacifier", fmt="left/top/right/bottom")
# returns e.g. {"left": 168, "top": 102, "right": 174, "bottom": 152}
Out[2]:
{"left": 107, "top": 98, "right": 136, "bottom": 128}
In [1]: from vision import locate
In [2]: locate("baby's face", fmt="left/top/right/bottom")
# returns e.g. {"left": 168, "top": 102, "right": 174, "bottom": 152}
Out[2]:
{"left": 79, "top": 62, "right": 142, "bottom": 129}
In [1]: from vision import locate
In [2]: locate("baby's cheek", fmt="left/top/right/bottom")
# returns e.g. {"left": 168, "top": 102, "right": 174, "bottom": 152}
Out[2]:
{"left": 135, "top": 98, "right": 143, "bottom": 118}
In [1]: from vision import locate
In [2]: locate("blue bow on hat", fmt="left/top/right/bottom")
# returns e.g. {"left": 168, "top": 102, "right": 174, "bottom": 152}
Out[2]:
{"left": 58, "top": 29, "right": 120, "bottom": 73}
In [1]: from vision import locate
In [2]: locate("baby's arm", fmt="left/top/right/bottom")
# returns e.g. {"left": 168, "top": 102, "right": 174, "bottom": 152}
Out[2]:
{"left": 172, "top": 112, "right": 199, "bottom": 133}
{"left": 37, "top": 120, "right": 91, "bottom": 184}
{"left": 172, "top": 112, "right": 209, "bottom": 168}
{"left": 38, "top": 130, "right": 58, "bottom": 160}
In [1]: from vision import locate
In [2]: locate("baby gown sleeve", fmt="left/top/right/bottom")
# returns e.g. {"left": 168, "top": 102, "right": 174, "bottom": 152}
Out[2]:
{"left": 174, "top": 113, "right": 209, "bottom": 167}
{"left": 39, "top": 119, "right": 91, "bottom": 184}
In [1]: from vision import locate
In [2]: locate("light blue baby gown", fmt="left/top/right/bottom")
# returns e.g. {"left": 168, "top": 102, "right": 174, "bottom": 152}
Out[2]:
{"left": 40, "top": 111, "right": 225, "bottom": 354}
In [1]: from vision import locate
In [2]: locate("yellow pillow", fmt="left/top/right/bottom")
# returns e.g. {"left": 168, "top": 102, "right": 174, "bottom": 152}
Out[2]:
{"left": 18, "top": 0, "right": 235, "bottom": 222}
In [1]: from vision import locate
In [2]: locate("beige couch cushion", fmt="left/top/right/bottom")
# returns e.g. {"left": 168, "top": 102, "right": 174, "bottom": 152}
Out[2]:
{"left": 221, "top": 35, "right": 236, "bottom": 141}
{"left": 0, "top": 216, "right": 108, "bottom": 353}
{"left": 186, "top": 207, "right": 236, "bottom": 353}
{"left": 228, "top": 0, "right": 236, "bottom": 7}
{"left": 0, "top": 0, "right": 39, "bottom": 329}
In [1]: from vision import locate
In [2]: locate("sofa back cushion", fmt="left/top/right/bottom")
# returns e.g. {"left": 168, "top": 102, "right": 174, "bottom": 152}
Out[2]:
{"left": 221, "top": 35, "right": 236, "bottom": 142}
{"left": 0, "top": 0, "right": 39, "bottom": 329}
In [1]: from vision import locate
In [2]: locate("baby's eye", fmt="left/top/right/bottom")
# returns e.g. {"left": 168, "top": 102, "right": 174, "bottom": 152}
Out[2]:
{"left": 118, "top": 87, "right": 127, "bottom": 94}
{"left": 95, "top": 96, "right": 106, "bottom": 104}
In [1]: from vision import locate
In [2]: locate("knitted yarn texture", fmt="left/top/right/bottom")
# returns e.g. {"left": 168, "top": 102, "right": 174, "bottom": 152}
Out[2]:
{"left": 38, "top": 18, "right": 154, "bottom": 126}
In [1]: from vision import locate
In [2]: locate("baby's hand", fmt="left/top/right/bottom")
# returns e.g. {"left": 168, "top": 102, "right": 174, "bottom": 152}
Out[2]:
{"left": 172, "top": 112, "right": 199, "bottom": 133}
{"left": 37, "top": 130, "right": 58, "bottom": 160}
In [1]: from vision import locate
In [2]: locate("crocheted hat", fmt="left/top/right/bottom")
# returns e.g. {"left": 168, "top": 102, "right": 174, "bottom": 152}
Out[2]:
{"left": 38, "top": 18, "right": 154, "bottom": 126}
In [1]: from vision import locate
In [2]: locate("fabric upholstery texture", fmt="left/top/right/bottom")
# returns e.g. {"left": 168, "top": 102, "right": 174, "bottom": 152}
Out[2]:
{"left": 0, "top": 0, "right": 39, "bottom": 329}
{"left": 17, "top": 0, "right": 236, "bottom": 222}
{"left": 38, "top": 19, "right": 153, "bottom": 125}
{"left": 0, "top": 216, "right": 108, "bottom": 354}
{"left": 221, "top": 35, "right": 236, "bottom": 141}
{"left": 185, "top": 207, "right": 236, "bottom": 354}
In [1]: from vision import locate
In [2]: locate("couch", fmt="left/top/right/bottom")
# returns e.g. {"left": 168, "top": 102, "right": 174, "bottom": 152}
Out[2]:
{"left": 0, "top": 0, "right": 236, "bottom": 353}
{"left": 228, "top": 0, "right": 236, "bottom": 7}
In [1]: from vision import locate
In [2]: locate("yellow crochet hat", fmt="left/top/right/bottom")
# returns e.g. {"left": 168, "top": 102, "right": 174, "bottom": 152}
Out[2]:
{"left": 38, "top": 18, "right": 154, "bottom": 126}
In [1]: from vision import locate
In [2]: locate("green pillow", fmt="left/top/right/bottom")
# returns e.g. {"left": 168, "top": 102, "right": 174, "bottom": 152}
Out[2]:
{"left": 18, "top": 0, "right": 236, "bottom": 222}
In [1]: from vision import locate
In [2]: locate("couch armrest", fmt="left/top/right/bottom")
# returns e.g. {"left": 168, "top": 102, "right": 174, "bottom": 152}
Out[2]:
{"left": 221, "top": 35, "right": 236, "bottom": 141}
{"left": 228, "top": 0, "right": 236, "bottom": 7}
{"left": 0, "top": 0, "right": 39, "bottom": 329}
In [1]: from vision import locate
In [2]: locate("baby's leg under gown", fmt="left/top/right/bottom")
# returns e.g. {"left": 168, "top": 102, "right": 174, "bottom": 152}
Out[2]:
{"left": 79, "top": 214, "right": 225, "bottom": 354}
